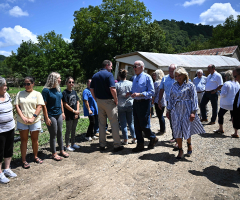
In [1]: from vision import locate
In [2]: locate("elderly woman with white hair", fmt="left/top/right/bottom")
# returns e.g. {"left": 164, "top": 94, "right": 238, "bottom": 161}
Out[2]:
{"left": 152, "top": 69, "right": 166, "bottom": 134}
{"left": 214, "top": 70, "right": 240, "bottom": 137}
{"left": 0, "top": 77, "right": 17, "bottom": 183}
{"left": 167, "top": 67, "right": 205, "bottom": 159}
{"left": 42, "top": 72, "right": 69, "bottom": 161}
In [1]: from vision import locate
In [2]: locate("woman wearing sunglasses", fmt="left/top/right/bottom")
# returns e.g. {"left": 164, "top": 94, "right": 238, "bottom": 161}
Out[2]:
{"left": 62, "top": 77, "right": 80, "bottom": 151}
{"left": 14, "top": 77, "right": 45, "bottom": 168}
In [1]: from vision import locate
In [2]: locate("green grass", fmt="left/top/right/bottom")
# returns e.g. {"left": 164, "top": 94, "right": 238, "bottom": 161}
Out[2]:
{"left": 12, "top": 117, "right": 89, "bottom": 160}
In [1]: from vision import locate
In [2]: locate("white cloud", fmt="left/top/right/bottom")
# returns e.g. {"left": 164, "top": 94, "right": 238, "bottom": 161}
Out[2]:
{"left": 0, "top": 25, "right": 37, "bottom": 48}
{"left": 0, "top": 51, "right": 12, "bottom": 57}
{"left": 0, "top": 3, "right": 10, "bottom": 9}
{"left": 9, "top": 6, "right": 29, "bottom": 17}
{"left": 63, "top": 38, "right": 72, "bottom": 43}
{"left": 183, "top": 0, "right": 206, "bottom": 7}
{"left": 200, "top": 3, "right": 240, "bottom": 26}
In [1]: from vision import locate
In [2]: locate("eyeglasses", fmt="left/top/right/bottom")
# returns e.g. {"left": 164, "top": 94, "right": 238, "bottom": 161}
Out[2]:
{"left": 23, "top": 83, "right": 31, "bottom": 86}
{"left": 68, "top": 81, "right": 74, "bottom": 84}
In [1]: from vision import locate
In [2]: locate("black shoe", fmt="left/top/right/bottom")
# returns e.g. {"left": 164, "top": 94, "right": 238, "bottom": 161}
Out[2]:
{"left": 113, "top": 146, "right": 124, "bottom": 152}
{"left": 132, "top": 143, "right": 144, "bottom": 152}
{"left": 148, "top": 137, "right": 159, "bottom": 149}
{"left": 100, "top": 146, "right": 106, "bottom": 151}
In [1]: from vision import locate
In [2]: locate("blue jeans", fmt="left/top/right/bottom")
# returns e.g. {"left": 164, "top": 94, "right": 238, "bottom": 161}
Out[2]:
{"left": 118, "top": 106, "right": 136, "bottom": 140}
{"left": 133, "top": 99, "right": 156, "bottom": 144}
{"left": 200, "top": 92, "right": 218, "bottom": 122}
{"left": 154, "top": 103, "right": 165, "bottom": 132}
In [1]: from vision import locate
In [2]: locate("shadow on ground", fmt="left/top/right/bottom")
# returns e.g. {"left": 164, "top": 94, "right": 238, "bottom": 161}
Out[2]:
{"left": 225, "top": 148, "right": 240, "bottom": 158}
{"left": 189, "top": 166, "right": 240, "bottom": 188}
{"left": 138, "top": 152, "right": 192, "bottom": 164}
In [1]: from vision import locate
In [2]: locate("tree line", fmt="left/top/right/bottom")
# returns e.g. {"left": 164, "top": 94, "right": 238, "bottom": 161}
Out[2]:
{"left": 1, "top": 0, "right": 240, "bottom": 83}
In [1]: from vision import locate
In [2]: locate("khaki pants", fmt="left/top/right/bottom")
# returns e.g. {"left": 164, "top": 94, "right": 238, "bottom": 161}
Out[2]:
{"left": 197, "top": 92, "right": 208, "bottom": 118}
{"left": 97, "top": 98, "right": 121, "bottom": 148}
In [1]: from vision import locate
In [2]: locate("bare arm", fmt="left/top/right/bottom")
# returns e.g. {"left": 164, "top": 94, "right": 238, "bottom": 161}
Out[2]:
{"left": 15, "top": 105, "right": 28, "bottom": 124}
{"left": 63, "top": 102, "right": 80, "bottom": 115}
{"left": 84, "top": 100, "right": 93, "bottom": 115}
{"left": 110, "top": 87, "right": 118, "bottom": 105}
{"left": 42, "top": 103, "right": 52, "bottom": 126}
{"left": 61, "top": 100, "right": 65, "bottom": 120}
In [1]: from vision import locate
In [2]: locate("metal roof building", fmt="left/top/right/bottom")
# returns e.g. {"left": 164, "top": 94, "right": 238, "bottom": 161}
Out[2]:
{"left": 114, "top": 51, "right": 240, "bottom": 80}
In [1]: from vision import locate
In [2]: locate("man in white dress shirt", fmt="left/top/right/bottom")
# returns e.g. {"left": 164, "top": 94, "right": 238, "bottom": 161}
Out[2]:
{"left": 200, "top": 64, "right": 223, "bottom": 125}
{"left": 193, "top": 69, "right": 208, "bottom": 118}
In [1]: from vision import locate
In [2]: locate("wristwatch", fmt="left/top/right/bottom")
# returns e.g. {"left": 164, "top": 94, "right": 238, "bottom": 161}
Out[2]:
{"left": 33, "top": 114, "right": 38, "bottom": 118}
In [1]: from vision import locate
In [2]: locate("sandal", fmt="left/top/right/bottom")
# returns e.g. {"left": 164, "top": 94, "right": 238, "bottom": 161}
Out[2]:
{"left": 34, "top": 157, "right": 43, "bottom": 164}
{"left": 22, "top": 161, "right": 30, "bottom": 169}
{"left": 213, "top": 130, "right": 224, "bottom": 134}
{"left": 59, "top": 151, "right": 69, "bottom": 158}
{"left": 52, "top": 154, "right": 62, "bottom": 161}
{"left": 176, "top": 148, "right": 184, "bottom": 159}
{"left": 186, "top": 142, "right": 192, "bottom": 157}
{"left": 231, "top": 134, "right": 239, "bottom": 138}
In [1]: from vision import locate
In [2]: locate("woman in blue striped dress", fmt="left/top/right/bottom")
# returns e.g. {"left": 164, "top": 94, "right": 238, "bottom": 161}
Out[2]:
{"left": 166, "top": 67, "right": 205, "bottom": 159}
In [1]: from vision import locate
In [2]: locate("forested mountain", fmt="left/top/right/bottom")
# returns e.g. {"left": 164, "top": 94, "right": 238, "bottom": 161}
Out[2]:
{"left": 156, "top": 19, "right": 213, "bottom": 53}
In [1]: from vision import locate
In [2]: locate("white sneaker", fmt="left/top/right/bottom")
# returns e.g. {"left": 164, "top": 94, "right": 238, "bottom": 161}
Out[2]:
{"left": 3, "top": 169, "right": 17, "bottom": 178}
{"left": 72, "top": 144, "right": 80, "bottom": 149}
{"left": 92, "top": 136, "right": 98, "bottom": 140}
{"left": 85, "top": 137, "right": 92, "bottom": 141}
{"left": 0, "top": 172, "right": 9, "bottom": 184}
{"left": 131, "top": 139, "right": 137, "bottom": 144}
{"left": 121, "top": 140, "right": 128, "bottom": 145}
{"left": 66, "top": 146, "right": 75, "bottom": 151}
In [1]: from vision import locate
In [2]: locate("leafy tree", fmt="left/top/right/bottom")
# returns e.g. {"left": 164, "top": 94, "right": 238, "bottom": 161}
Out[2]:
{"left": 71, "top": 0, "right": 167, "bottom": 78}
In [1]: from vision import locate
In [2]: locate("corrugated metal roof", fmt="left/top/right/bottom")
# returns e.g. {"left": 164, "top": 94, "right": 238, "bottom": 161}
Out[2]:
{"left": 178, "top": 46, "right": 238, "bottom": 56}
{"left": 138, "top": 52, "right": 240, "bottom": 68}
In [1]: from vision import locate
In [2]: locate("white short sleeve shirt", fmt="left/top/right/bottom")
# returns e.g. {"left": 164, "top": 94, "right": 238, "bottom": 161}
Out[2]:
{"left": 205, "top": 71, "right": 223, "bottom": 91}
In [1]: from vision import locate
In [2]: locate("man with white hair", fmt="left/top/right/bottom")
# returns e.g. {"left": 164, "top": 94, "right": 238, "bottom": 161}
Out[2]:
{"left": 193, "top": 69, "right": 208, "bottom": 118}
{"left": 126, "top": 60, "right": 157, "bottom": 152}
{"left": 158, "top": 64, "right": 177, "bottom": 143}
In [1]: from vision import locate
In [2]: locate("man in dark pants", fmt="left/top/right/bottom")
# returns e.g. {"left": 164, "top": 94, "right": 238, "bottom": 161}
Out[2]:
{"left": 127, "top": 60, "right": 157, "bottom": 152}
{"left": 200, "top": 64, "right": 223, "bottom": 125}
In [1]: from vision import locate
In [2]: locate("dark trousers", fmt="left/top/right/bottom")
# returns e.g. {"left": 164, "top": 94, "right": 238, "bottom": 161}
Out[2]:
{"left": 86, "top": 115, "right": 97, "bottom": 137}
{"left": 200, "top": 92, "right": 218, "bottom": 122}
{"left": 0, "top": 128, "right": 15, "bottom": 162}
{"left": 133, "top": 99, "right": 156, "bottom": 144}
{"left": 218, "top": 108, "right": 233, "bottom": 125}
{"left": 154, "top": 103, "right": 165, "bottom": 132}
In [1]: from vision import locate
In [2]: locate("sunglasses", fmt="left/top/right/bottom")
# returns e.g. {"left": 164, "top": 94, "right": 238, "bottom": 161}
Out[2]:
{"left": 69, "top": 81, "right": 74, "bottom": 84}
{"left": 133, "top": 65, "right": 140, "bottom": 68}
{"left": 23, "top": 83, "right": 31, "bottom": 86}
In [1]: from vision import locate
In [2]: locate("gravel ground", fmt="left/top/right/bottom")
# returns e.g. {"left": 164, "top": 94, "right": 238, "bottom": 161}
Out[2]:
{"left": 1, "top": 105, "right": 240, "bottom": 200}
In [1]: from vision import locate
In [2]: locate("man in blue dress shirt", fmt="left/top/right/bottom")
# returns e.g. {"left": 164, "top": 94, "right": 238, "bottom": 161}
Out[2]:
{"left": 158, "top": 64, "right": 177, "bottom": 143}
{"left": 127, "top": 60, "right": 158, "bottom": 152}
{"left": 193, "top": 69, "right": 208, "bottom": 119}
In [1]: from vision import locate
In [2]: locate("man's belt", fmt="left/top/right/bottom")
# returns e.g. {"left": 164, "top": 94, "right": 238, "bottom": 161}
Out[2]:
{"left": 197, "top": 91, "right": 205, "bottom": 93}
{"left": 205, "top": 90, "right": 216, "bottom": 93}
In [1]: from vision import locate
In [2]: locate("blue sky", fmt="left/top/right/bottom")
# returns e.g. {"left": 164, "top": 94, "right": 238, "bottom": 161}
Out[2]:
{"left": 0, "top": 0, "right": 240, "bottom": 56}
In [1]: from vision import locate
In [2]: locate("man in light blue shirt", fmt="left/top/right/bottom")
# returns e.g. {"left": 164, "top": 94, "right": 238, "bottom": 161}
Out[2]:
{"left": 126, "top": 60, "right": 157, "bottom": 152}
{"left": 158, "top": 64, "right": 177, "bottom": 143}
{"left": 193, "top": 69, "right": 208, "bottom": 118}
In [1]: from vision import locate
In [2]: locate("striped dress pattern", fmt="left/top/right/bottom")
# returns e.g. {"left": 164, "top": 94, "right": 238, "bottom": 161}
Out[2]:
{"left": 167, "top": 81, "right": 205, "bottom": 139}
{"left": 0, "top": 92, "right": 15, "bottom": 133}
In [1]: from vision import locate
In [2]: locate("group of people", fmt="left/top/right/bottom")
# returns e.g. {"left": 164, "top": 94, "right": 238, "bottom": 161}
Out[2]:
{"left": 1, "top": 59, "right": 240, "bottom": 184}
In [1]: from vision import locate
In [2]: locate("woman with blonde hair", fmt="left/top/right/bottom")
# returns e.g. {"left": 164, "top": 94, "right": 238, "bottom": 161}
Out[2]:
{"left": 152, "top": 69, "right": 166, "bottom": 134}
{"left": 167, "top": 67, "right": 205, "bottom": 159}
{"left": 42, "top": 72, "right": 69, "bottom": 161}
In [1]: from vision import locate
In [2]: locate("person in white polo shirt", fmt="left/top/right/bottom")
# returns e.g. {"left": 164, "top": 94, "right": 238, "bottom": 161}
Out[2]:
{"left": 200, "top": 64, "right": 223, "bottom": 125}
